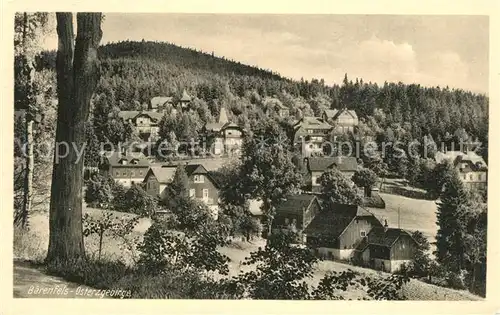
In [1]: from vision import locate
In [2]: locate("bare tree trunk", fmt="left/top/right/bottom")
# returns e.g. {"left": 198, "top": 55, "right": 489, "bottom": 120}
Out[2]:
{"left": 22, "top": 119, "right": 34, "bottom": 227}
{"left": 19, "top": 12, "right": 35, "bottom": 228}
{"left": 46, "top": 13, "right": 102, "bottom": 264}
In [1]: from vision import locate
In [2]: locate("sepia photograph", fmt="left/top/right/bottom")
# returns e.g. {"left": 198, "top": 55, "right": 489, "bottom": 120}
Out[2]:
{"left": 9, "top": 9, "right": 493, "bottom": 306}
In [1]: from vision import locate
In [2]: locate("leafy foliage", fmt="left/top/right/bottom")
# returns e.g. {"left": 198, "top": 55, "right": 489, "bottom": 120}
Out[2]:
{"left": 120, "top": 184, "right": 158, "bottom": 216}
{"left": 319, "top": 168, "right": 363, "bottom": 205}
{"left": 84, "top": 173, "right": 115, "bottom": 207}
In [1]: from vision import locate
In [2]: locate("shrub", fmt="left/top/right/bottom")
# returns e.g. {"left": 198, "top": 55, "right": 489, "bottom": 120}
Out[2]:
{"left": 84, "top": 173, "right": 115, "bottom": 207}
{"left": 446, "top": 270, "right": 467, "bottom": 290}
{"left": 121, "top": 184, "right": 158, "bottom": 216}
{"left": 46, "top": 258, "right": 133, "bottom": 291}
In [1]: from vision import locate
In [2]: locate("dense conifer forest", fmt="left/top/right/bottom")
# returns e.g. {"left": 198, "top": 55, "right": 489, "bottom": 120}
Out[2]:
{"left": 34, "top": 40, "right": 488, "bottom": 163}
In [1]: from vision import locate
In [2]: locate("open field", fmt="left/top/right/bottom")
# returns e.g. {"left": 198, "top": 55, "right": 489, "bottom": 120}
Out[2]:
{"left": 367, "top": 193, "right": 438, "bottom": 244}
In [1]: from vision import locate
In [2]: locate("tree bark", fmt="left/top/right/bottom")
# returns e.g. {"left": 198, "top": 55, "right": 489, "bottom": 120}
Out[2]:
{"left": 46, "top": 13, "right": 102, "bottom": 264}
{"left": 19, "top": 12, "right": 35, "bottom": 228}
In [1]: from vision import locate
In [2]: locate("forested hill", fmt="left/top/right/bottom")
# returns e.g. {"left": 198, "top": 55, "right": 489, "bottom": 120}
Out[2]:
{"left": 99, "top": 40, "right": 286, "bottom": 81}
{"left": 37, "top": 40, "right": 488, "bottom": 157}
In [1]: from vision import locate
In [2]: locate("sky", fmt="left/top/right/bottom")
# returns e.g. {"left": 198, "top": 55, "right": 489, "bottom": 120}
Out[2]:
{"left": 43, "top": 14, "right": 489, "bottom": 94}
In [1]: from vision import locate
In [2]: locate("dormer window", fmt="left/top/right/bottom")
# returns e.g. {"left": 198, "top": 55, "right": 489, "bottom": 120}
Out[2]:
{"left": 194, "top": 175, "right": 204, "bottom": 183}
{"left": 131, "top": 159, "right": 139, "bottom": 165}
{"left": 119, "top": 159, "right": 127, "bottom": 165}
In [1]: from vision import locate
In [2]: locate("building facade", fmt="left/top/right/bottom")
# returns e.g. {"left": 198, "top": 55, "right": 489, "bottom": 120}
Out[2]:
{"left": 203, "top": 107, "right": 244, "bottom": 156}
{"left": 435, "top": 151, "right": 488, "bottom": 190}
{"left": 143, "top": 163, "right": 220, "bottom": 217}
{"left": 99, "top": 151, "right": 151, "bottom": 187}
{"left": 305, "top": 204, "right": 383, "bottom": 261}
{"left": 305, "top": 157, "right": 358, "bottom": 193}
{"left": 293, "top": 116, "right": 333, "bottom": 155}
{"left": 118, "top": 111, "right": 163, "bottom": 142}
{"left": 271, "top": 194, "right": 322, "bottom": 243}
{"left": 355, "top": 225, "right": 418, "bottom": 273}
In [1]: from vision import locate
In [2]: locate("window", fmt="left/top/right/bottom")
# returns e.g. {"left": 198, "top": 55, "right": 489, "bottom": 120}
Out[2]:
{"left": 285, "top": 218, "right": 290, "bottom": 225}
{"left": 115, "top": 171, "right": 119, "bottom": 176}
{"left": 194, "top": 175, "right": 204, "bottom": 183}
{"left": 189, "top": 189, "right": 195, "bottom": 197}
{"left": 139, "top": 170, "right": 143, "bottom": 176}
{"left": 360, "top": 230, "right": 366, "bottom": 237}
{"left": 203, "top": 189, "right": 209, "bottom": 199}
{"left": 307, "top": 129, "right": 313, "bottom": 134}
{"left": 122, "top": 171, "right": 127, "bottom": 176}
{"left": 130, "top": 171, "right": 134, "bottom": 177}
{"left": 469, "top": 174, "right": 473, "bottom": 181}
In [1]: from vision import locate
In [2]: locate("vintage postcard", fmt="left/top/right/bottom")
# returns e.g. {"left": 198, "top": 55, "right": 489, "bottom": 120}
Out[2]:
{"left": 2, "top": 0, "right": 499, "bottom": 314}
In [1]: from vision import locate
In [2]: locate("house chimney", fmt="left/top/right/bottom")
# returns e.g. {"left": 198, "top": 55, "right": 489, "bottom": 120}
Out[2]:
{"left": 384, "top": 219, "right": 388, "bottom": 232}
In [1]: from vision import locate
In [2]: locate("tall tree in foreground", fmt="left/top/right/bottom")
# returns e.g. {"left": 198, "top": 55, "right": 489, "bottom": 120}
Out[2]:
{"left": 434, "top": 171, "right": 469, "bottom": 273}
{"left": 46, "top": 13, "right": 103, "bottom": 264}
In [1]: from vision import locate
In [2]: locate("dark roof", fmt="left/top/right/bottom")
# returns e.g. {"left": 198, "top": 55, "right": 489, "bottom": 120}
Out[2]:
{"left": 146, "top": 164, "right": 220, "bottom": 187}
{"left": 304, "top": 204, "right": 381, "bottom": 238}
{"left": 275, "top": 194, "right": 318, "bottom": 216}
{"left": 307, "top": 157, "right": 358, "bottom": 172}
{"left": 365, "top": 226, "right": 415, "bottom": 248}
{"left": 118, "top": 111, "right": 163, "bottom": 122}
{"left": 103, "top": 152, "right": 150, "bottom": 167}
{"left": 204, "top": 122, "right": 243, "bottom": 133}
{"left": 294, "top": 116, "right": 332, "bottom": 130}
{"left": 455, "top": 154, "right": 488, "bottom": 172}
{"left": 185, "top": 164, "right": 208, "bottom": 176}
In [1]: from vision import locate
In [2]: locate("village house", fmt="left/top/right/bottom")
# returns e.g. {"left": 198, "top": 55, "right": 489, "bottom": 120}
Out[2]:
{"left": 148, "top": 89, "right": 192, "bottom": 114}
{"left": 203, "top": 107, "right": 244, "bottom": 156}
{"left": 143, "top": 163, "right": 220, "bottom": 217}
{"left": 434, "top": 151, "right": 488, "bottom": 190}
{"left": 354, "top": 221, "right": 418, "bottom": 273}
{"left": 99, "top": 151, "right": 150, "bottom": 187}
{"left": 293, "top": 116, "right": 333, "bottom": 155}
{"left": 271, "top": 194, "right": 322, "bottom": 243}
{"left": 149, "top": 96, "right": 174, "bottom": 111}
{"left": 304, "top": 156, "right": 358, "bottom": 193}
{"left": 118, "top": 110, "right": 163, "bottom": 142}
{"left": 178, "top": 89, "right": 192, "bottom": 111}
{"left": 263, "top": 97, "right": 290, "bottom": 118}
{"left": 322, "top": 108, "right": 359, "bottom": 134}
{"left": 304, "top": 203, "right": 383, "bottom": 261}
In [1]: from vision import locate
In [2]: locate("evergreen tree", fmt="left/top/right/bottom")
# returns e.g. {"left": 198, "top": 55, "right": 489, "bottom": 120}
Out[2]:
{"left": 435, "top": 172, "right": 470, "bottom": 272}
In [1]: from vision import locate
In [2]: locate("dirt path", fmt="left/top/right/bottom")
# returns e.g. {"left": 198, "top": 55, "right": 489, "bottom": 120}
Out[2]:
{"left": 13, "top": 260, "right": 103, "bottom": 299}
